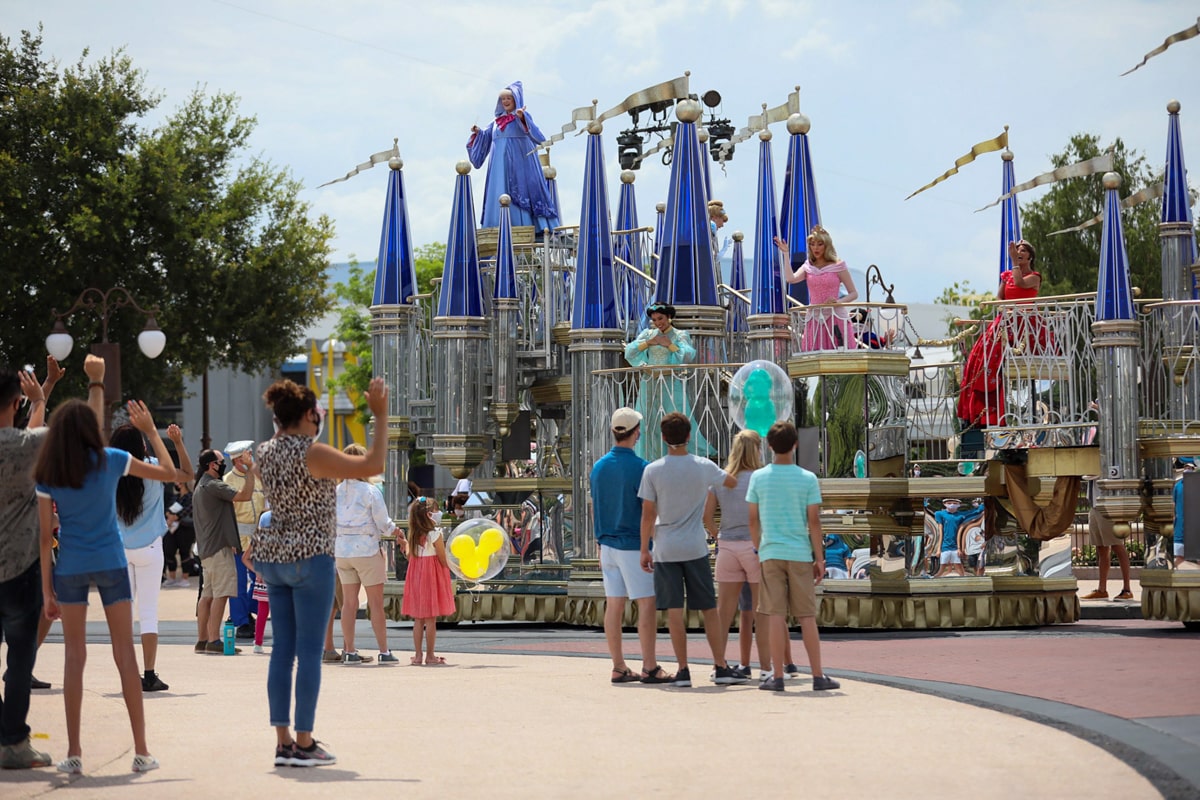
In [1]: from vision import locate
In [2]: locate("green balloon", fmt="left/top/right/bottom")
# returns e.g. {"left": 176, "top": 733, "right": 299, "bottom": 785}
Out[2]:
{"left": 743, "top": 368, "right": 777, "bottom": 435}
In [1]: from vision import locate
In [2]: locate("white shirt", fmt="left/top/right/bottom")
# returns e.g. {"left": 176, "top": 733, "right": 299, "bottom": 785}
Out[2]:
{"left": 334, "top": 479, "right": 396, "bottom": 558}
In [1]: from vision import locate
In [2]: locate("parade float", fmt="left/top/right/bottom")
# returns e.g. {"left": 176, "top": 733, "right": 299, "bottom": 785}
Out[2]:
{"left": 348, "top": 73, "right": 1197, "bottom": 629}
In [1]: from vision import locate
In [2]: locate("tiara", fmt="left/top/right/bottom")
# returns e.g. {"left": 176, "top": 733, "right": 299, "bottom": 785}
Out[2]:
{"left": 809, "top": 225, "right": 828, "bottom": 235}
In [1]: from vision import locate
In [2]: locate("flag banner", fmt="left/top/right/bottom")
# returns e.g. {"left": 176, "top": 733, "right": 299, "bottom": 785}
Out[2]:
{"left": 1121, "top": 17, "right": 1200, "bottom": 76}
{"left": 975, "top": 152, "right": 1115, "bottom": 212}
{"left": 905, "top": 130, "right": 1009, "bottom": 201}
{"left": 1048, "top": 183, "right": 1166, "bottom": 236}
{"left": 318, "top": 140, "right": 400, "bottom": 188}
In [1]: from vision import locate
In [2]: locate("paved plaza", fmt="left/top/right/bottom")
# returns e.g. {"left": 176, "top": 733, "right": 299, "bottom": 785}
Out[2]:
{"left": 2, "top": 581, "right": 1197, "bottom": 799}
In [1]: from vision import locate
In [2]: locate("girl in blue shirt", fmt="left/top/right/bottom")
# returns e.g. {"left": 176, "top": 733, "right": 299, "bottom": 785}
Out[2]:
{"left": 34, "top": 397, "right": 176, "bottom": 775}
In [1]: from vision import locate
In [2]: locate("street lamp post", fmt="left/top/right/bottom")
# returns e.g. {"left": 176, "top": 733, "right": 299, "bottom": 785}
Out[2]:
{"left": 45, "top": 287, "right": 167, "bottom": 438}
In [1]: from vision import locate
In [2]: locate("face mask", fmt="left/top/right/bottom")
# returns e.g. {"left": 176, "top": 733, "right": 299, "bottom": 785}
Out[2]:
{"left": 215, "top": 461, "right": 228, "bottom": 478}
{"left": 945, "top": 504, "right": 960, "bottom": 513}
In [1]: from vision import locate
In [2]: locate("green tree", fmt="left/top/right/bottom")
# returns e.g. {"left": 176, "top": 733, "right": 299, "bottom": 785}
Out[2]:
{"left": 1019, "top": 133, "right": 1162, "bottom": 298}
{"left": 934, "top": 280, "right": 995, "bottom": 333}
{"left": 327, "top": 260, "right": 373, "bottom": 422}
{"left": 0, "top": 29, "right": 333, "bottom": 408}
{"left": 414, "top": 241, "right": 446, "bottom": 296}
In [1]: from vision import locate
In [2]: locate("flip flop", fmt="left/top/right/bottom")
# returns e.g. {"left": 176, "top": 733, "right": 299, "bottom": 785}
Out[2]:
{"left": 611, "top": 667, "right": 640, "bottom": 684}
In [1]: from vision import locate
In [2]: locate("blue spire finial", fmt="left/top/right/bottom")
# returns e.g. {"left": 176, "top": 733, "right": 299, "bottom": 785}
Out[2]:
{"left": 999, "top": 149, "right": 1022, "bottom": 275}
{"left": 751, "top": 131, "right": 785, "bottom": 315}
{"left": 614, "top": 171, "right": 645, "bottom": 328}
{"left": 729, "top": 231, "right": 747, "bottom": 332}
{"left": 779, "top": 114, "right": 818, "bottom": 305}
{"left": 372, "top": 151, "right": 417, "bottom": 306}
{"left": 654, "top": 103, "right": 719, "bottom": 307}
{"left": 1096, "top": 172, "right": 1135, "bottom": 322}
{"left": 494, "top": 194, "right": 517, "bottom": 300}
{"left": 436, "top": 161, "right": 484, "bottom": 317}
{"left": 571, "top": 125, "right": 619, "bottom": 329}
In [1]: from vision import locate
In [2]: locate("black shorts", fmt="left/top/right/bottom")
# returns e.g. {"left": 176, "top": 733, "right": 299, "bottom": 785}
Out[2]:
{"left": 654, "top": 555, "right": 716, "bottom": 611}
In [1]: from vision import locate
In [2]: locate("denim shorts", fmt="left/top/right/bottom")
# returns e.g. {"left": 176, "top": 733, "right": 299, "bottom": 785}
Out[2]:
{"left": 54, "top": 567, "right": 133, "bottom": 607}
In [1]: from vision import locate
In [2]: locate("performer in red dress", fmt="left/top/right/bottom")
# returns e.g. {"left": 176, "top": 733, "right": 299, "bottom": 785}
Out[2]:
{"left": 957, "top": 240, "right": 1044, "bottom": 428}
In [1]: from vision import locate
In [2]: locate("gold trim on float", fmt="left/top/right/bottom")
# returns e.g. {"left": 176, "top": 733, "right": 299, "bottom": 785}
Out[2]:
{"left": 787, "top": 351, "right": 910, "bottom": 378}
{"left": 1139, "top": 435, "right": 1200, "bottom": 459}
{"left": 1139, "top": 569, "right": 1200, "bottom": 622}
{"left": 470, "top": 477, "right": 572, "bottom": 492}
{"left": 1025, "top": 447, "right": 1100, "bottom": 478}
{"left": 530, "top": 376, "right": 571, "bottom": 404}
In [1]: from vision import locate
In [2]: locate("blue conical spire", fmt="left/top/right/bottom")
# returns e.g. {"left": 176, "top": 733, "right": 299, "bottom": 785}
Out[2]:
{"left": 653, "top": 202, "right": 666, "bottom": 267}
{"left": 571, "top": 125, "right": 619, "bottom": 330}
{"left": 372, "top": 149, "right": 418, "bottom": 306}
{"left": 437, "top": 161, "right": 484, "bottom": 317}
{"left": 751, "top": 131, "right": 786, "bottom": 316}
{"left": 999, "top": 149, "right": 1022, "bottom": 275}
{"left": 779, "top": 114, "right": 819, "bottom": 305}
{"left": 494, "top": 195, "right": 518, "bottom": 300}
{"left": 1162, "top": 101, "right": 1197, "bottom": 236}
{"left": 655, "top": 102, "right": 718, "bottom": 307}
{"left": 729, "top": 232, "right": 747, "bottom": 333}
{"left": 1096, "top": 172, "right": 1135, "bottom": 322}
{"left": 614, "top": 172, "right": 645, "bottom": 327}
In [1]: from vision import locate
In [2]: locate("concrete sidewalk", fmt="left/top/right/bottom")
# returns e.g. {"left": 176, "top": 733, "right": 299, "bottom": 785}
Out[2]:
{"left": 3, "top": 582, "right": 1193, "bottom": 798}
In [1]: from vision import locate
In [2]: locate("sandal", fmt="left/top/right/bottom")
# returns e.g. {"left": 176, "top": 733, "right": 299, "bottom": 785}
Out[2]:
{"left": 640, "top": 665, "right": 674, "bottom": 684}
{"left": 611, "top": 667, "right": 640, "bottom": 684}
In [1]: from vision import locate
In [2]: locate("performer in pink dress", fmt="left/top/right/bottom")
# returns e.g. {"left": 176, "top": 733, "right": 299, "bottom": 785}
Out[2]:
{"left": 775, "top": 226, "right": 860, "bottom": 351}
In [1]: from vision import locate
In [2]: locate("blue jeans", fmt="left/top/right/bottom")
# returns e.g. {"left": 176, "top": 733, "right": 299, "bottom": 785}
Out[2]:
{"left": 0, "top": 561, "right": 42, "bottom": 745}
{"left": 254, "top": 555, "right": 334, "bottom": 733}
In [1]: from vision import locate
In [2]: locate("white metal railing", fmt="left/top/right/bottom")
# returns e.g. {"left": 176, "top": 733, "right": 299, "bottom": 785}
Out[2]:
{"left": 787, "top": 302, "right": 909, "bottom": 353}
{"left": 1140, "top": 298, "right": 1200, "bottom": 436}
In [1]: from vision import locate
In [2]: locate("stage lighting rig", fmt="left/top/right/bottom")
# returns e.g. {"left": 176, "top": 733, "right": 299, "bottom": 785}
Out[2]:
{"left": 700, "top": 90, "right": 735, "bottom": 162}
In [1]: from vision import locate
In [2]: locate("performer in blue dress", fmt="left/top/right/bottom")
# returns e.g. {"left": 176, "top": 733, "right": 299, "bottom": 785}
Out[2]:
{"left": 466, "top": 81, "right": 560, "bottom": 233}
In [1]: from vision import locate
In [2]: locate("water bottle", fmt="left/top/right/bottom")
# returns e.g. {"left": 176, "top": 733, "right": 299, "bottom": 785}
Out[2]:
{"left": 223, "top": 620, "right": 236, "bottom": 655}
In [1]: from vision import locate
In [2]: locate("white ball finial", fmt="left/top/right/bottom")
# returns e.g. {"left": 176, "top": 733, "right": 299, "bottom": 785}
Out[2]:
{"left": 1102, "top": 171, "right": 1122, "bottom": 190}
{"left": 587, "top": 119, "right": 603, "bottom": 135}
{"left": 620, "top": 169, "right": 635, "bottom": 184}
{"left": 1168, "top": 99, "right": 1181, "bottom": 114}
{"left": 499, "top": 194, "right": 511, "bottom": 207}
{"left": 455, "top": 160, "right": 471, "bottom": 175}
{"left": 388, "top": 155, "right": 403, "bottom": 170}
{"left": 676, "top": 99, "right": 702, "bottom": 123}
{"left": 786, "top": 113, "right": 811, "bottom": 135}
{"left": 732, "top": 231, "right": 744, "bottom": 242}
{"left": 759, "top": 129, "right": 772, "bottom": 142}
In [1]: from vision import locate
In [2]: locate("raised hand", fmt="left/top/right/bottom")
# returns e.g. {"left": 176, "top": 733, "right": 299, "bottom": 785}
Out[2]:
{"left": 365, "top": 377, "right": 389, "bottom": 418}
{"left": 167, "top": 424, "right": 183, "bottom": 443}
{"left": 43, "top": 355, "right": 65, "bottom": 387}
{"left": 18, "top": 370, "right": 44, "bottom": 405}
{"left": 84, "top": 353, "right": 105, "bottom": 382}
{"left": 127, "top": 400, "right": 157, "bottom": 434}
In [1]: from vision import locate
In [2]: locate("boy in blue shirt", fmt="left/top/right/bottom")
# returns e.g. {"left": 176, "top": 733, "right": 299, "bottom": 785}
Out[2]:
{"left": 747, "top": 421, "right": 840, "bottom": 692}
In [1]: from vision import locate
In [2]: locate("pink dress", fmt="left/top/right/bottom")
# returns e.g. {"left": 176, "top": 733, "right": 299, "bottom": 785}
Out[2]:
{"left": 799, "top": 260, "right": 855, "bottom": 351}
{"left": 402, "top": 528, "right": 457, "bottom": 619}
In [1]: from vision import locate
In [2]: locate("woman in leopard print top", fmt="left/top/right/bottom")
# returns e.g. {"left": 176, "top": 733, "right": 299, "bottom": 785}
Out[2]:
{"left": 249, "top": 377, "right": 388, "bottom": 767}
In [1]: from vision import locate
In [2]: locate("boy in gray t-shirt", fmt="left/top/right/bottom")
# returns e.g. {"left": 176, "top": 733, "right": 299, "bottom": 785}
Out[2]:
{"left": 637, "top": 412, "right": 747, "bottom": 688}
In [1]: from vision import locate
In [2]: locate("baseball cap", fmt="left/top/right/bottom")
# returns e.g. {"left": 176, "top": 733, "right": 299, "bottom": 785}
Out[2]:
{"left": 611, "top": 407, "right": 642, "bottom": 433}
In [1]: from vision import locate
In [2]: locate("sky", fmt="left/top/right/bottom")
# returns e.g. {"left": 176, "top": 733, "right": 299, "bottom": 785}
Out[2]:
{"left": 7, "top": 0, "right": 1200, "bottom": 303}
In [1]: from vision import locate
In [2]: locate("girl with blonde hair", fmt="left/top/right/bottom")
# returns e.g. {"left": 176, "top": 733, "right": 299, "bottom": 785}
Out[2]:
{"left": 774, "top": 225, "right": 860, "bottom": 351}
{"left": 703, "top": 429, "right": 766, "bottom": 676}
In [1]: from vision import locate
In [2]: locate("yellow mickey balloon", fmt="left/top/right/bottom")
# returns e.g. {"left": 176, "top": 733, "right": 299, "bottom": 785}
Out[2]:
{"left": 462, "top": 555, "right": 487, "bottom": 580}
{"left": 450, "top": 534, "right": 475, "bottom": 559}
{"left": 478, "top": 528, "right": 505, "bottom": 556}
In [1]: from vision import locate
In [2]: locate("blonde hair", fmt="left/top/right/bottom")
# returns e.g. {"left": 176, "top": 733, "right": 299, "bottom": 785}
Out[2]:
{"left": 724, "top": 429, "right": 764, "bottom": 477}
{"left": 343, "top": 443, "right": 366, "bottom": 456}
{"left": 806, "top": 225, "right": 839, "bottom": 264}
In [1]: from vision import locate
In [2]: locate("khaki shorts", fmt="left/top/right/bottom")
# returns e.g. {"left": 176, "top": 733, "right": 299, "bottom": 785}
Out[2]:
{"left": 200, "top": 548, "right": 238, "bottom": 599}
{"left": 1088, "top": 508, "right": 1121, "bottom": 547}
{"left": 336, "top": 553, "right": 386, "bottom": 587}
{"left": 758, "top": 559, "right": 817, "bottom": 619}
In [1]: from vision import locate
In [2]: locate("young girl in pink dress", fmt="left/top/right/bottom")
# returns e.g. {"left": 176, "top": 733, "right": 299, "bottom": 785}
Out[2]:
{"left": 401, "top": 498, "right": 456, "bottom": 665}
{"left": 775, "top": 226, "right": 860, "bottom": 351}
